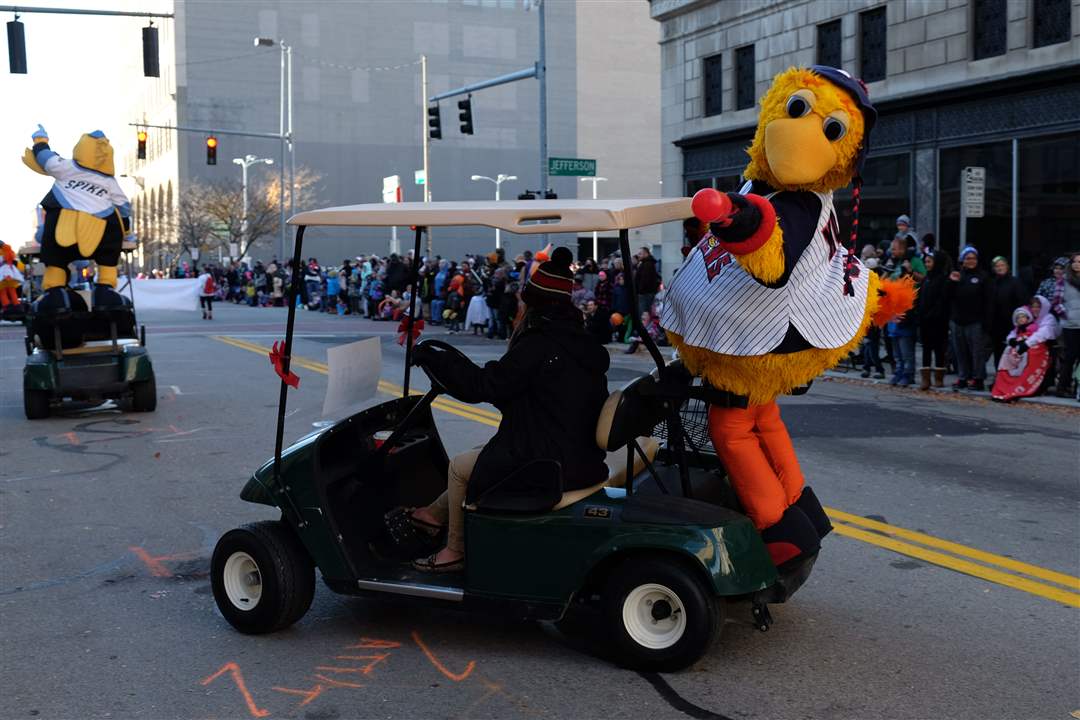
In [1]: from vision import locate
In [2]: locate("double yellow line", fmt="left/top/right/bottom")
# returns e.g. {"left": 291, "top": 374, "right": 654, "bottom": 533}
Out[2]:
{"left": 212, "top": 334, "right": 1080, "bottom": 608}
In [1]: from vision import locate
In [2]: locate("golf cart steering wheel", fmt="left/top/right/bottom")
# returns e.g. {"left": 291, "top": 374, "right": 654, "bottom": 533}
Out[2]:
{"left": 413, "top": 339, "right": 470, "bottom": 394}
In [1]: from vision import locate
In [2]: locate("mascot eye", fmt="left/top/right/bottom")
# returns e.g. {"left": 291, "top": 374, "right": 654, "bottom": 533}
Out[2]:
{"left": 786, "top": 95, "right": 811, "bottom": 118}
{"left": 823, "top": 116, "right": 847, "bottom": 141}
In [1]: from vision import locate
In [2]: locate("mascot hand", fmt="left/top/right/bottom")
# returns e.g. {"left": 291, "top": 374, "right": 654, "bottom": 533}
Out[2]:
{"left": 32, "top": 124, "right": 49, "bottom": 143}
{"left": 709, "top": 193, "right": 761, "bottom": 243}
{"left": 1016, "top": 340, "right": 1028, "bottom": 355}
{"left": 1007, "top": 338, "right": 1018, "bottom": 348}
{"left": 125, "top": 232, "right": 138, "bottom": 245}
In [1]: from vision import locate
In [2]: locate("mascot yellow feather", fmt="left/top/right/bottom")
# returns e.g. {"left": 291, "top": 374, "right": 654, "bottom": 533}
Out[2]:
{"left": 660, "top": 66, "right": 915, "bottom": 565}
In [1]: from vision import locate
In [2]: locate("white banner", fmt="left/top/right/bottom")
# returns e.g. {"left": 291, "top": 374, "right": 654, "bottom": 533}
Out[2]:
{"left": 322, "top": 337, "right": 382, "bottom": 419}
{"left": 127, "top": 278, "right": 201, "bottom": 311}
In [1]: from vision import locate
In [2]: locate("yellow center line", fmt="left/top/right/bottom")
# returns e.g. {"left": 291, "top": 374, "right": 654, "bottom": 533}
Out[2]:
{"left": 211, "top": 334, "right": 1079, "bottom": 607}
{"left": 825, "top": 506, "right": 1080, "bottom": 591}
{"left": 831, "top": 521, "right": 1080, "bottom": 608}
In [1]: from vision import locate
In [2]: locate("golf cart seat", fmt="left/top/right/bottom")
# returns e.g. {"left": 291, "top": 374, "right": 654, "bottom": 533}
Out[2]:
{"left": 551, "top": 436, "right": 660, "bottom": 511}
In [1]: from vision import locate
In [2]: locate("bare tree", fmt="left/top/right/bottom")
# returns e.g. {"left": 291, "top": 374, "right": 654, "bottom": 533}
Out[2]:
{"left": 176, "top": 183, "right": 215, "bottom": 260}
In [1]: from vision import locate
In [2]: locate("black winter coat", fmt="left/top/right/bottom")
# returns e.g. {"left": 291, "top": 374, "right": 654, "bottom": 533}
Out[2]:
{"left": 418, "top": 308, "right": 610, "bottom": 504}
{"left": 916, "top": 269, "right": 950, "bottom": 331}
{"left": 635, "top": 256, "right": 661, "bottom": 294}
{"left": 989, "top": 274, "right": 1029, "bottom": 339}
{"left": 948, "top": 267, "right": 992, "bottom": 327}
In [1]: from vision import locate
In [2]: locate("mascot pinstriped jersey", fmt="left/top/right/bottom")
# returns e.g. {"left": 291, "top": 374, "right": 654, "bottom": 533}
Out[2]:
{"left": 661, "top": 66, "right": 915, "bottom": 567}
{"left": 22, "top": 124, "right": 133, "bottom": 308}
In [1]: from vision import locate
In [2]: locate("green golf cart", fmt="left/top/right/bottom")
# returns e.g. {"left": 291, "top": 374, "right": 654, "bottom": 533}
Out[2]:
{"left": 20, "top": 241, "right": 156, "bottom": 419}
{"left": 211, "top": 200, "right": 818, "bottom": 671}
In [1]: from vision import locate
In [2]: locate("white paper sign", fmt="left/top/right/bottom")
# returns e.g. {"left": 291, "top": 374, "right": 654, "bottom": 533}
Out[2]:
{"left": 322, "top": 337, "right": 382, "bottom": 418}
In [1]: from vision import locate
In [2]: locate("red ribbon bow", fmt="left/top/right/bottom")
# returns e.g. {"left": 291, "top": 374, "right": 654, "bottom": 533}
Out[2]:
{"left": 397, "top": 317, "right": 424, "bottom": 347}
{"left": 269, "top": 340, "right": 300, "bottom": 389}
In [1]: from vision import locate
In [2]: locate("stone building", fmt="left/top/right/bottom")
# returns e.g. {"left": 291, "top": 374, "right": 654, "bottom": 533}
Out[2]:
{"left": 651, "top": 0, "right": 1080, "bottom": 283}
{"left": 125, "top": 0, "right": 661, "bottom": 268}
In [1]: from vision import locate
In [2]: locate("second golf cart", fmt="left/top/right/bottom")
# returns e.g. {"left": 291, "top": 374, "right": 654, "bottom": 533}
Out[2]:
{"left": 211, "top": 199, "right": 819, "bottom": 671}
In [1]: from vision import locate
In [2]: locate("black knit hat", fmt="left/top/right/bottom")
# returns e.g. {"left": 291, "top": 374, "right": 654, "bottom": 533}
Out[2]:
{"left": 522, "top": 246, "right": 574, "bottom": 308}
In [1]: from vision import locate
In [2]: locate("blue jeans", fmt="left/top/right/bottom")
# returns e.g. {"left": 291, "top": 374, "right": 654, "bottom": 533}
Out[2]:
{"left": 431, "top": 299, "right": 445, "bottom": 325}
{"left": 890, "top": 335, "right": 915, "bottom": 383}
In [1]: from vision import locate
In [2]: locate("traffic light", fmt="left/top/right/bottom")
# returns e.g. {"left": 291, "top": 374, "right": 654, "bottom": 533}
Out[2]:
{"left": 458, "top": 96, "right": 473, "bottom": 135}
{"left": 137, "top": 130, "right": 147, "bottom": 160}
{"left": 7, "top": 18, "right": 26, "bottom": 74}
{"left": 206, "top": 135, "right": 218, "bottom": 165}
{"left": 142, "top": 24, "right": 160, "bottom": 78}
{"left": 427, "top": 105, "right": 441, "bottom": 140}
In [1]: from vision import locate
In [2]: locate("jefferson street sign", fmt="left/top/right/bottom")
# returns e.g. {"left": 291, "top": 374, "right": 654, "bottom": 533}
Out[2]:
{"left": 548, "top": 157, "right": 596, "bottom": 177}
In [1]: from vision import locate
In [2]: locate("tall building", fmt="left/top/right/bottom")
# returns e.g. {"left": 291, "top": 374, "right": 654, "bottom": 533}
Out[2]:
{"left": 651, "top": 0, "right": 1079, "bottom": 283}
{"left": 126, "top": 0, "right": 661, "bottom": 269}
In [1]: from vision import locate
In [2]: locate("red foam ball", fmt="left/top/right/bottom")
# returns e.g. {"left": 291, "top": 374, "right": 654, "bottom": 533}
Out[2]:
{"left": 691, "top": 188, "right": 731, "bottom": 223}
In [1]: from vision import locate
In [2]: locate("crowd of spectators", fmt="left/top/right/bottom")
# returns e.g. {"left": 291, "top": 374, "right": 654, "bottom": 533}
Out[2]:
{"left": 857, "top": 215, "right": 1079, "bottom": 399}
{"left": 191, "top": 244, "right": 670, "bottom": 352}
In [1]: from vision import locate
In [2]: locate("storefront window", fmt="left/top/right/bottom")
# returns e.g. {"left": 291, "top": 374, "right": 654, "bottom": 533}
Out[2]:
{"left": 939, "top": 141, "right": 1012, "bottom": 266}
{"left": 834, "top": 153, "right": 911, "bottom": 252}
{"left": 1018, "top": 132, "right": 1080, "bottom": 285}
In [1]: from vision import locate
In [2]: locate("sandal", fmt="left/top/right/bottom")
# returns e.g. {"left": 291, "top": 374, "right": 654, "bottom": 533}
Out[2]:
{"left": 412, "top": 552, "right": 464, "bottom": 574}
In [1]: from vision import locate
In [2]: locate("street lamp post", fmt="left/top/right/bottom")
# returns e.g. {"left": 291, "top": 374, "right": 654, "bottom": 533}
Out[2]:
{"left": 254, "top": 37, "right": 293, "bottom": 262}
{"left": 580, "top": 176, "right": 607, "bottom": 259}
{"left": 470, "top": 174, "right": 516, "bottom": 249}
{"left": 233, "top": 155, "right": 274, "bottom": 260}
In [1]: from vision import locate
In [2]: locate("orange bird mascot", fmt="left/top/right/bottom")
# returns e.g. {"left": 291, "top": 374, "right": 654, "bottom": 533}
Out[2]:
{"left": 661, "top": 66, "right": 914, "bottom": 565}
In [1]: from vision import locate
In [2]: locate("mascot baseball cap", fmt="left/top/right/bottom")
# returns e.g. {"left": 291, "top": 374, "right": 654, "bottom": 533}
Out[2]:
{"left": 810, "top": 65, "right": 877, "bottom": 172}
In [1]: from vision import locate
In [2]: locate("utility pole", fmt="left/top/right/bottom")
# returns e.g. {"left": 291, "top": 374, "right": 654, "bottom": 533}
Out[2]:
{"left": 537, "top": 0, "right": 548, "bottom": 200}
{"left": 420, "top": 54, "right": 432, "bottom": 256}
{"left": 287, "top": 43, "right": 295, "bottom": 221}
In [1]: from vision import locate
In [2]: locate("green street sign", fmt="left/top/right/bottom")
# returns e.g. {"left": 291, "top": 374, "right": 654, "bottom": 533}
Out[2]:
{"left": 548, "top": 157, "right": 596, "bottom": 177}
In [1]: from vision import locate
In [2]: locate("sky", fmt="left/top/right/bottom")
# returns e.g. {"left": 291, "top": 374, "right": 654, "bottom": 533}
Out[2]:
{"left": 0, "top": 0, "right": 167, "bottom": 246}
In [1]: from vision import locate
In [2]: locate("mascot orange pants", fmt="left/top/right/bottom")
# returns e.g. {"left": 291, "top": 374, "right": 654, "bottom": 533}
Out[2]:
{"left": 708, "top": 401, "right": 803, "bottom": 530}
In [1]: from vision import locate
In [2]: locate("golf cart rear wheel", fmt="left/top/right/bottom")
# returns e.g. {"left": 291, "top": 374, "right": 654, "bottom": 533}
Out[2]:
{"left": 131, "top": 375, "right": 156, "bottom": 412}
{"left": 211, "top": 520, "right": 315, "bottom": 634}
{"left": 603, "top": 557, "right": 721, "bottom": 672}
{"left": 24, "top": 388, "right": 50, "bottom": 420}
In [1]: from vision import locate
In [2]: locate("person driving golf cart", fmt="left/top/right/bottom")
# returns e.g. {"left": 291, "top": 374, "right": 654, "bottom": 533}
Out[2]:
{"left": 407, "top": 247, "right": 610, "bottom": 573}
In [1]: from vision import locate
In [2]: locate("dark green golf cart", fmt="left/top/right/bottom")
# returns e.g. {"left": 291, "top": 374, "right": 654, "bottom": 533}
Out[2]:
{"left": 20, "top": 241, "right": 156, "bottom": 419}
{"left": 211, "top": 200, "right": 818, "bottom": 671}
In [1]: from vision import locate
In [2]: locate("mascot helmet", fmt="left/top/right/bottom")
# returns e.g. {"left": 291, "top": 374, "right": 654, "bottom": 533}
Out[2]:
{"left": 72, "top": 130, "right": 115, "bottom": 177}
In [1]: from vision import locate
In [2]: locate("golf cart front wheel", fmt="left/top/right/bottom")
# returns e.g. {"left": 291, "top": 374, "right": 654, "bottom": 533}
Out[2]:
{"left": 603, "top": 557, "right": 722, "bottom": 672}
{"left": 211, "top": 520, "right": 315, "bottom": 634}
{"left": 24, "top": 388, "right": 50, "bottom": 419}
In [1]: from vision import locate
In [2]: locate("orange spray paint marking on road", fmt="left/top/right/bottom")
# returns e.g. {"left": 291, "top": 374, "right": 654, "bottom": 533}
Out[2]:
{"left": 312, "top": 674, "right": 365, "bottom": 689}
{"left": 64, "top": 432, "right": 80, "bottom": 445}
{"left": 346, "top": 637, "right": 401, "bottom": 649}
{"left": 271, "top": 684, "right": 326, "bottom": 707}
{"left": 201, "top": 662, "right": 270, "bottom": 718}
{"left": 412, "top": 630, "right": 476, "bottom": 682}
{"left": 129, "top": 546, "right": 172, "bottom": 578}
{"left": 332, "top": 654, "right": 391, "bottom": 674}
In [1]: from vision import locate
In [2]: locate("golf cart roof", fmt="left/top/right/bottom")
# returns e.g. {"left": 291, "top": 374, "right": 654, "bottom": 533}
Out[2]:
{"left": 288, "top": 198, "right": 692, "bottom": 234}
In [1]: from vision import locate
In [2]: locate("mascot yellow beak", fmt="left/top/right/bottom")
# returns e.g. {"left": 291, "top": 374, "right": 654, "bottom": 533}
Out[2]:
{"left": 763, "top": 114, "right": 836, "bottom": 186}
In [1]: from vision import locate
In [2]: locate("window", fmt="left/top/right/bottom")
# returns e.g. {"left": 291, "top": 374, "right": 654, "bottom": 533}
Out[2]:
{"left": 817, "top": 19, "right": 842, "bottom": 69}
{"left": 735, "top": 45, "right": 756, "bottom": 110}
{"left": 833, "top": 154, "right": 911, "bottom": 250}
{"left": 972, "top": 0, "right": 1007, "bottom": 59}
{"left": 859, "top": 7, "right": 886, "bottom": 83}
{"left": 1033, "top": 0, "right": 1070, "bottom": 48}
{"left": 703, "top": 54, "right": 723, "bottom": 117}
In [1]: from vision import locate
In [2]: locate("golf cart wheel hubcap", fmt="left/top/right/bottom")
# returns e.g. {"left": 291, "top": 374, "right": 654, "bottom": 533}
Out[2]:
{"left": 223, "top": 551, "right": 262, "bottom": 611}
{"left": 622, "top": 583, "right": 686, "bottom": 649}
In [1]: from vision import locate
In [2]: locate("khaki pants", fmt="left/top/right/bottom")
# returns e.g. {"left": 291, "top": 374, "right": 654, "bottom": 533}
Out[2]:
{"left": 424, "top": 449, "right": 480, "bottom": 554}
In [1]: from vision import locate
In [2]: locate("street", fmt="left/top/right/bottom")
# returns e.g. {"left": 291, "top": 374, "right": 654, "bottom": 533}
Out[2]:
{"left": 1, "top": 303, "right": 1078, "bottom": 720}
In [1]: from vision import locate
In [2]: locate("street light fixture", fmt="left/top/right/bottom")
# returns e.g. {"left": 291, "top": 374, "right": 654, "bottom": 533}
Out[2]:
{"left": 233, "top": 154, "right": 274, "bottom": 260}
{"left": 581, "top": 176, "right": 608, "bottom": 260}
{"left": 471, "top": 173, "right": 517, "bottom": 249}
